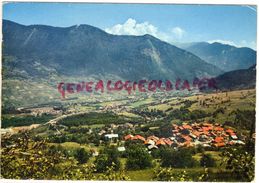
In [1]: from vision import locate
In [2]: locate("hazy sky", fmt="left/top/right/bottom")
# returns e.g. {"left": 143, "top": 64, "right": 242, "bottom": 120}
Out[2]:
{"left": 3, "top": 3, "right": 257, "bottom": 49}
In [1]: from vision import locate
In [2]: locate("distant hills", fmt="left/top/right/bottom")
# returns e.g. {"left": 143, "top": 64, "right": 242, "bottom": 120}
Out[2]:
{"left": 3, "top": 20, "right": 222, "bottom": 81}
{"left": 182, "top": 42, "right": 256, "bottom": 72}
{"left": 215, "top": 65, "right": 256, "bottom": 90}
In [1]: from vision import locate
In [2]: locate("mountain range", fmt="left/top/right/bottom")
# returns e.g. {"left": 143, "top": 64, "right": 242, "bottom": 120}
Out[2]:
{"left": 181, "top": 42, "right": 256, "bottom": 72}
{"left": 2, "top": 20, "right": 256, "bottom": 108}
{"left": 3, "top": 20, "right": 222, "bottom": 81}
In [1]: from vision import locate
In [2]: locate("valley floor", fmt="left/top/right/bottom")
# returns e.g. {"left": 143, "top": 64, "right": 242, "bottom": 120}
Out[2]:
{"left": 1, "top": 89, "right": 255, "bottom": 181}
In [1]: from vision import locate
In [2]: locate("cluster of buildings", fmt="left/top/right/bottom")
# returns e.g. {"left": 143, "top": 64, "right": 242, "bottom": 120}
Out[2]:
{"left": 17, "top": 106, "right": 63, "bottom": 116}
{"left": 171, "top": 123, "right": 245, "bottom": 147}
{"left": 124, "top": 134, "right": 174, "bottom": 150}
{"left": 99, "top": 123, "right": 134, "bottom": 136}
{"left": 124, "top": 122, "right": 245, "bottom": 150}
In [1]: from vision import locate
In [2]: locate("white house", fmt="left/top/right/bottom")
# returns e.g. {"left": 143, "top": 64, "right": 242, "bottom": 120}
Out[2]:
{"left": 117, "top": 147, "right": 126, "bottom": 152}
{"left": 104, "top": 134, "right": 119, "bottom": 142}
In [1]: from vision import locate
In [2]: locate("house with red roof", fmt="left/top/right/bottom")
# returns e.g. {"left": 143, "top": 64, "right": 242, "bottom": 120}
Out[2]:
{"left": 182, "top": 124, "right": 192, "bottom": 130}
{"left": 214, "top": 142, "right": 225, "bottom": 147}
{"left": 144, "top": 139, "right": 155, "bottom": 145}
{"left": 230, "top": 134, "right": 238, "bottom": 140}
{"left": 214, "top": 136, "right": 224, "bottom": 143}
{"left": 124, "top": 134, "right": 134, "bottom": 141}
{"left": 182, "top": 135, "right": 192, "bottom": 142}
{"left": 163, "top": 138, "right": 173, "bottom": 146}
{"left": 156, "top": 139, "right": 167, "bottom": 146}
{"left": 214, "top": 127, "right": 224, "bottom": 132}
{"left": 226, "top": 129, "right": 234, "bottom": 134}
{"left": 147, "top": 135, "right": 159, "bottom": 142}
{"left": 132, "top": 135, "right": 146, "bottom": 142}
{"left": 192, "top": 130, "right": 201, "bottom": 137}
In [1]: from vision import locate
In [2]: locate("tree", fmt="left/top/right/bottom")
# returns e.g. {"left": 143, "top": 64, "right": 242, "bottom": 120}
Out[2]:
{"left": 160, "top": 148, "right": 197, "bottom": 168}
{"left": 196, "top": 144, "right": 205, "bottom": 153}
{"left": 94, "top": 146, "right": 120, "bottom": 172}
{"left": 200, "top": 153, "right": 215, "bottom": 167}
{"left": 159, "top": 122, "right": 173, "bottom": 137}
{"left": 75, "top": 148, "right": 90, "bottom": 164}
{"left": 221, "top": 147, "right": 255, "bottom": 181}
{"left": 95, "top": 154, "right": 110, "bottom": 173}
{"left": 126, "top": 145, "right": 152, "bottom": 170}
{"left": 232, "top": 109, "right": 255, "bottom": 132}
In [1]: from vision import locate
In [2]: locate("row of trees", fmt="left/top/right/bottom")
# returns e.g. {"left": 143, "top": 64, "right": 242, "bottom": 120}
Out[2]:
{"left": 59, "top": 112, "right": 125, "bottom": 127}
{"left": 132, "top": 108, "right": 166, "bottom": 118}
{"left": 167, "top": 107, "right": 210, "bottom": 121}
{"left": 2, "top": 113, "right": 55, "bottom": 128}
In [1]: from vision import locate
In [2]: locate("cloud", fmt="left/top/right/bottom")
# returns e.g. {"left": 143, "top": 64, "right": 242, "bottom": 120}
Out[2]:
{"left": 105, "top": 18, "right": 158, "bottom": 37}
{"left": 105, "top": 18, "right": 186, "bottom": 43}
{"left": 105, "top": 19, "right": 256, "bottom": 50}
{"left": 171, "top": 27, "right": 185, "bottom": 39}
{"left": 207, "top": 39, "right": 238, "bottom": 47}
{"left": 239, "top": 40, "right": 256, "bottom": 50}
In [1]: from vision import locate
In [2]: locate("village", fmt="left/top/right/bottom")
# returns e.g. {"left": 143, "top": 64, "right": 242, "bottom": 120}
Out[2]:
{"left": 103, "top": 122, "right": 246, "bottom": 152}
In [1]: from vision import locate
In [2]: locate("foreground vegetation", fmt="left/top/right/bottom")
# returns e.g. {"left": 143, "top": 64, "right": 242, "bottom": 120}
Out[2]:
{"left": 1, "top": 132, "right": 254, "bottom": 181}
{"left": 1, "top": 89, "right": 255, "bottom": 181}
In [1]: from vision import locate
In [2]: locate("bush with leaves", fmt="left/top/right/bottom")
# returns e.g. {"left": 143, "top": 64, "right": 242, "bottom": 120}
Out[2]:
{"left": 74, "top": 148, "right": 91, "bottom": 164}
{"left": 160, "top": 147, "right": 197, "bottom": 168}
{"left": 94, "top": 146, "right": 120, "bottom": 172}
{"left": 98, "top": 162, "right": 130, "bottom": 181}
{"left": 126, "top": 144, "right": 153, "bottom": 170}
{"left": 200, "top": 153, "right": 216, "bottom": 167}
{"left": 1, "top": 133, "right": 70, "bottom": 179}
{"left": 153, "top": 167, "right": 211, "bottom": 181}
{"left": 50, "top": 159, "right": 96, "bottom": 180}
{"left": 221, "top": 147, "right": 255, "bottom": 181}
{"left": 94, "top": 154, "right": 110, "bottom": 173}
{"left": 153, "top": 167, "right": 192, "bottom": 181}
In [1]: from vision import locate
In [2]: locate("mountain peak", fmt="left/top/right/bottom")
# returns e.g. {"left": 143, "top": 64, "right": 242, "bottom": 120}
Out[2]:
{"left": 142, "top": 34, "right": 155, "bottom": 38}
